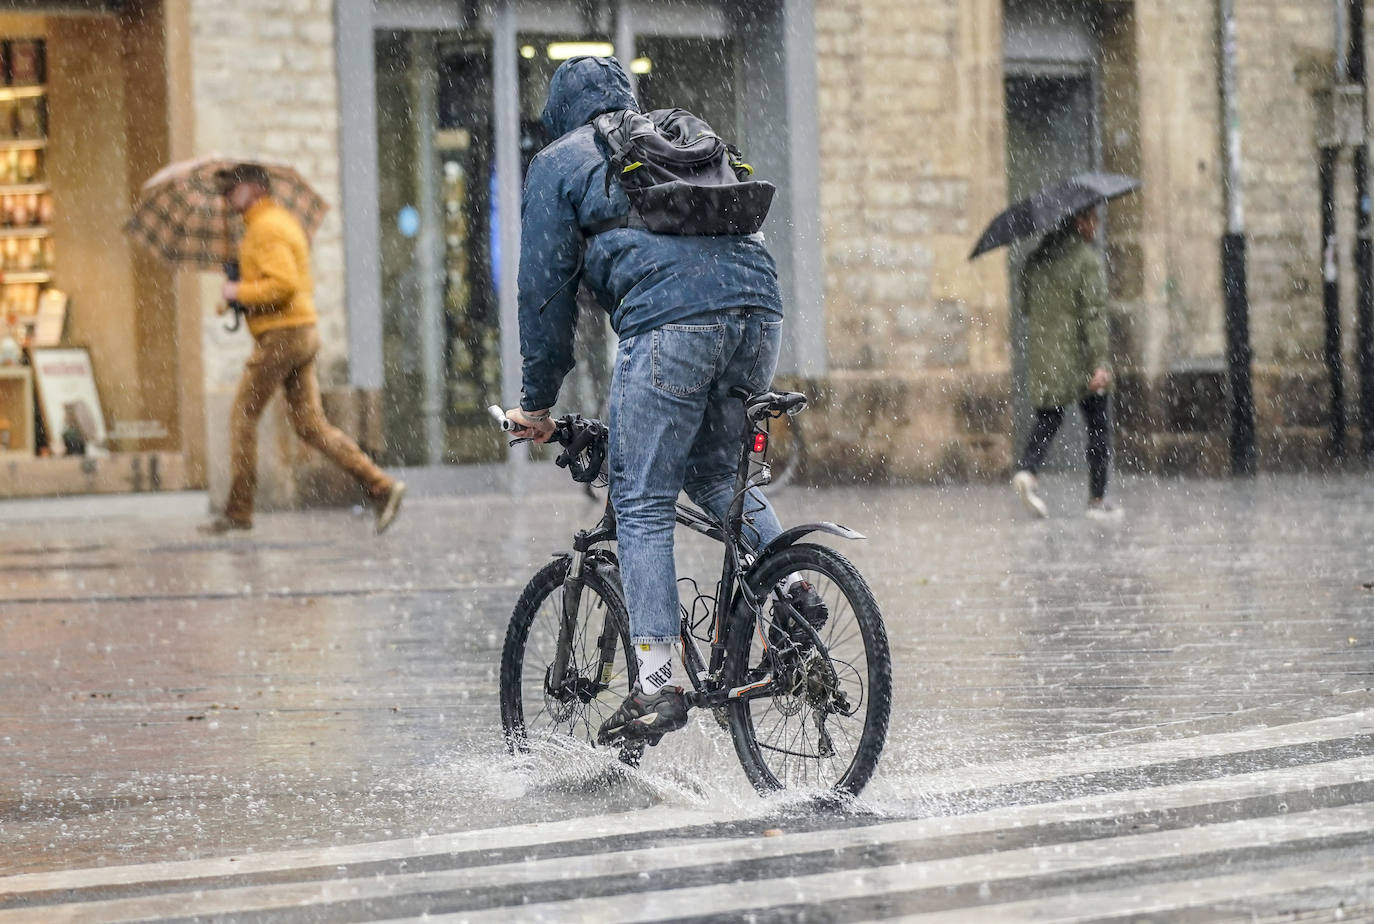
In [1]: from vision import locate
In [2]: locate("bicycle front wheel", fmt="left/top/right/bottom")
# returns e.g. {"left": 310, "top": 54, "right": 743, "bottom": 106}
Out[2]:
{"left": 723, "top": 543, "right": 891, "bottom": 795}
{"left": 500, "top": 556, "right": 636, "bottom": 752}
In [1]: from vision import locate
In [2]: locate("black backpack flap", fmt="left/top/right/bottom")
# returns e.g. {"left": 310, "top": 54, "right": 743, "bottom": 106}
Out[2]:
{"left": 628, "top": 179, "right": 776, "bottom": 235}
{"left": 592, "top": 108, "right": 774, "bottom": 236}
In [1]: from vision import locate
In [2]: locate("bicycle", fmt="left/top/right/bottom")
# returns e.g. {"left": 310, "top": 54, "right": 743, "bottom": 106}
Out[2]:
{"left": 491, "top": 390, "right": 891, "bottom": 795}
{"left": 763, "top": 404, "right": 804, "bottom": 491}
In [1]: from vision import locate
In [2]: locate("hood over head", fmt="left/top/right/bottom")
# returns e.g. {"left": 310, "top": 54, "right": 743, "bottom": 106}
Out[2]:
{"left": 540, "top": 55, "right": 638, "bottom": 140}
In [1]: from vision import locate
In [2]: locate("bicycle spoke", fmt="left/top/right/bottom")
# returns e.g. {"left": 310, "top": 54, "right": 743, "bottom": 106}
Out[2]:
{"left": 510, "top": 566, "right": 632, "bottom": 753}
{"left": 730, "top": 547, "right": 888, "bottom": 793}
{"left": 505, "top": 406, "right": 888, "bottom": 797}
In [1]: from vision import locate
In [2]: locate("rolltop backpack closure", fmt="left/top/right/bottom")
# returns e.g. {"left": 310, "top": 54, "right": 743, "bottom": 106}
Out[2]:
{"left": 590, "top": 108, "right": 776, "bottom": 236}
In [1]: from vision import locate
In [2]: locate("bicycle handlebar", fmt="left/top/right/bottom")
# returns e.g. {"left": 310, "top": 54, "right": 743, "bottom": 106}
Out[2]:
{"left": 489, "top": 387, "right": 806, "bottom": 485}
{"left": 489, "top": 405, "right": 607, "bottom": 483}
{"left": 487, "top": 404, "right": 517, "bottom": 432}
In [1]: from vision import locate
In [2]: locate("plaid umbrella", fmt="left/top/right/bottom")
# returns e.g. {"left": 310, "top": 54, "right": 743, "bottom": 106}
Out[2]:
{"left": 124, "top": 155, "right": 328, "bottom": 270}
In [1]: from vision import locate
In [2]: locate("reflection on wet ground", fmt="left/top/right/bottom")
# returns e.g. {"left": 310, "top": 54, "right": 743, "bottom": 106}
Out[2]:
{"left": 1, "top": 472, "right": 1371, "bottom": 874}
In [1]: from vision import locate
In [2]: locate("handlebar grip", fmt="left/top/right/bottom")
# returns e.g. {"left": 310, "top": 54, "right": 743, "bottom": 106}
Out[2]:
{"left": 487, "top": 404, "right": 516, "bottom": 432}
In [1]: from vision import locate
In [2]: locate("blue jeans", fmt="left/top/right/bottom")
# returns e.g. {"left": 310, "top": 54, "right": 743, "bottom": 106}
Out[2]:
{"left": 608, "top": 309, "right": 784, "bottom": 643}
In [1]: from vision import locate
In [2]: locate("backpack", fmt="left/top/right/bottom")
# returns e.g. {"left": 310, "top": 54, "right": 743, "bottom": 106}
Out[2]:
{"left": 588, "top": 108, "right": 775, "bottom": 236}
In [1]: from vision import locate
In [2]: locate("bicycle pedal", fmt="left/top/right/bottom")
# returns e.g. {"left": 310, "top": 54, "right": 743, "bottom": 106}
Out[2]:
{"left": 618, "top": 741, "right": 646, "bottom": 767}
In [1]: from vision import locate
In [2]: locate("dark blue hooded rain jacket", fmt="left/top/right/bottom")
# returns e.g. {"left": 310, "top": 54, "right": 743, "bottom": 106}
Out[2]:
{"left": 517, "top": 55, "right": 784, "bottom": 411}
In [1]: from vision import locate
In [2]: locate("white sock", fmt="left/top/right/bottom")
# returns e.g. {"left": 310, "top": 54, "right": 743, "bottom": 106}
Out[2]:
{"left": 636, "top": 641, "right": 675, "bottom": 694}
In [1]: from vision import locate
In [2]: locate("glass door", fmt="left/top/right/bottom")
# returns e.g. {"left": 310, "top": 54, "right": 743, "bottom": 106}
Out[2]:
{"left": 376, "top": 31, "right": 504, "bottom": 465}
{"left": 368, "top": 4, "right": 752, "bottom": 466}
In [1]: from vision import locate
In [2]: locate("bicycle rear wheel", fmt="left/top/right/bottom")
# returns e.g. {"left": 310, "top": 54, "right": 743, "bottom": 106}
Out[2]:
{"left": 500, "top": 556, "right": 636, "bottom": 752}
{"left": 723, "top": 543, "right": 891, "bottom": 795}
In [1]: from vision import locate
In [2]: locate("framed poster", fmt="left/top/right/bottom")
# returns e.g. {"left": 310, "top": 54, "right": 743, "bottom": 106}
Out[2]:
{"left": 29, "top": 346, "right": 107, "bottom": 456}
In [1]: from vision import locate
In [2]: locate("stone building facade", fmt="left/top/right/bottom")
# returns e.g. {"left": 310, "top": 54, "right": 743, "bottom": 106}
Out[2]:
{"left": 180, "top": 0, "right": 367, "bottom": 509}
{"left": 0, "top": 0, "right": 361, "bottom": 504}
{"left": 181, "top": 0, "right": 1374, "bottom": 494}
{"left": 804, "top": 0, "right": 1361, "bottom": 482}
{"left": 2, "top": 0, "right": 1359, "bottom": 502}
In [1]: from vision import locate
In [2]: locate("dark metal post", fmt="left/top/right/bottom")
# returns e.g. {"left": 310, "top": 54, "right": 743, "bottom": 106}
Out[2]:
{"left": 1356, "top": 149, "right": 1374, "bottom": 459}
{"left": 1221, "top": 236, "right": 1255, "bottom": 474}
{"left": 1351, "top": 0, "right": 1374, "bottom": 459}
{"left": 1218, "top": 0, "right": 1257, "bottom": 474}
{"left": 1321, "top": 146, "right": 1346, "bottom": 457}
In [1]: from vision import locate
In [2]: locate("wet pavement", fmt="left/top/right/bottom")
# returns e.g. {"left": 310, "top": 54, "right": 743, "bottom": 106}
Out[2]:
{"left": 1, "top": 469, "right": 1373, "bottom": 918}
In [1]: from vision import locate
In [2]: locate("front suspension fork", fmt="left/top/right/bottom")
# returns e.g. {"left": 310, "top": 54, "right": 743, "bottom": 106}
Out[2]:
{"left": 548, "top": 549, "right": 585, "bottom": 695}
{"left": 548, "top": 547, "right": 621, "bottom": 699}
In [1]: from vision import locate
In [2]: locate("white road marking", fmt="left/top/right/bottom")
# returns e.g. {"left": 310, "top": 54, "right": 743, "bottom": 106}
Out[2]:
{"left": 4, "top": 751, "right": 1372, "bottom": 923}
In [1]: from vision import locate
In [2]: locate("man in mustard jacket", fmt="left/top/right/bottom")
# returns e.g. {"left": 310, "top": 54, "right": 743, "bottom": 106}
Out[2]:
{"left": 201, "top": 163, "right": 405, "bottom": 535}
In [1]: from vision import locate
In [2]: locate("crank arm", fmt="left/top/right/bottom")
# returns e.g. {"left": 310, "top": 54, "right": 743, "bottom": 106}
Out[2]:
{"left": 687, "top": 676, "right": 779, "bottom": 710}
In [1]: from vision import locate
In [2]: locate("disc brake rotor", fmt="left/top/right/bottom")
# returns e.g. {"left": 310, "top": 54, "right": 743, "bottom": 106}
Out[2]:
{"left": 543, "top": 665, "right": 600, "bottom": 722}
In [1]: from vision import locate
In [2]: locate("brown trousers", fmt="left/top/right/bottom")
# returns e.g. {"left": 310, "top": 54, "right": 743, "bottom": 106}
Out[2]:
{"left": 225, "top": 325, "right": 391, "bottom": 523}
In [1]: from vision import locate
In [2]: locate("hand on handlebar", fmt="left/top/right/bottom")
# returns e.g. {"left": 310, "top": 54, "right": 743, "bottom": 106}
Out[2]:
{"left": 505, "top": 406, "right": 557, "bottom": 444}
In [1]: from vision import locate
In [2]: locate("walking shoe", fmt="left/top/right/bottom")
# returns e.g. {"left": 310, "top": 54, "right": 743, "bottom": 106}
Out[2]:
{"left": 374, "top": 481, "right": 406, "bottom": 535}
{"left": 1085, "top": 499, "right": 1124, "bottom": 522}
{"left": 596, "top": 683, "right": 689, "bottom": 745}
{"left": 198, "top": 516, "right": 251, "bottom": 535}
{"left": 772, "top": 580, "right": 829, "bottom": 647}
{"left": 1012, "top": 470, "right": 1049, "bottom": 518}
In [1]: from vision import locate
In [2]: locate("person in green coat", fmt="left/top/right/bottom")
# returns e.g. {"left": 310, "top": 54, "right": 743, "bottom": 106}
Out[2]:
{"left": 1011, "top": 205, "right": 1122, "bottom": 520}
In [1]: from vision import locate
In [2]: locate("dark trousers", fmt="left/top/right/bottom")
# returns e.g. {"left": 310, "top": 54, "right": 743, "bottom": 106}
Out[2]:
{"left": 1017, "top": 393, "right": 1112, "bottom": 501}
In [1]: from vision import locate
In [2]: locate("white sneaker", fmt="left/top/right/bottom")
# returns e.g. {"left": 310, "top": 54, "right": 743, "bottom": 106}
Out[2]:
{"left": 1011, "top": 470, "right": 1048, "bottom": 518}
{"left": 1085, "top": 500, "right": 1124, "bottom": 522}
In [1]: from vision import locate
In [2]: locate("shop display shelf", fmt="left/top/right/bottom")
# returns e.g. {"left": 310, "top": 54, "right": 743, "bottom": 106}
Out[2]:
{"left": 0, "top": 225, "right": 48, "bottom": 239}
{"left": 0, "top": 85, "right": 44, "bottom": 102}
{"left": 0, "top": 139, "right": 45, "bottom": 151}
{"left": 0, "top": 270, "right": 50, "bottom": 284}
{"left": 0, "top": 183, "right": 48, "bottom": 195}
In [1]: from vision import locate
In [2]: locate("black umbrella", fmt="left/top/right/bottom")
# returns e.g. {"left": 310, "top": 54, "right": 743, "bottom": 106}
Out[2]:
{"left": 969, "top": 172, "right": 1141, "bottom": 260}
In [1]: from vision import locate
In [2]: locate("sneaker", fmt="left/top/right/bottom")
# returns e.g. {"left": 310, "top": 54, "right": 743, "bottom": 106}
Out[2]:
{"left": 198, "top": 516, "right": 251, "bottom": 535}
{"left": 374, "top": 481, "right": 406, "bottom": 535}
{"left": 772, "top": 580, "right": 829, "bottom": 647}
{"left": 1085, "top": 499, "right": 1124, "bottom": 522}
{"left": 596, "top": 683, "right": 689, "bottom": 745}
{"left": 1012, "top": 470, "right": 1049, "bottom": 518}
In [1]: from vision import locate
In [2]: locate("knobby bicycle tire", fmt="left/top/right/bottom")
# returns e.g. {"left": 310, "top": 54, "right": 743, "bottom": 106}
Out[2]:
{"left": 499, "top": 556, "right": 637, "bottom": 753}
{"left": 723, "top": 543, "right": 891, "bottom": 795}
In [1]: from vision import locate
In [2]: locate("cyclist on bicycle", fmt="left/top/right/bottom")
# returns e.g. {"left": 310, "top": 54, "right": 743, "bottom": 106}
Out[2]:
{"left": 503, "top": 56, "right": 823, "bottom": 746}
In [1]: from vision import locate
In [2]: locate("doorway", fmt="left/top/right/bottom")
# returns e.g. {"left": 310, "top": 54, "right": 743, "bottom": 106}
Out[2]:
{"left": 1005, "top": 74, "right": 1097, "bottom": 471}
{"left": 343, "top": 0, "right": 818, "bottom": 469}
{"left": 373, "top": 12, "right": 747, "bottom": 466}
{"left": 376, "top": 33, "right": 503, "bottom": 466}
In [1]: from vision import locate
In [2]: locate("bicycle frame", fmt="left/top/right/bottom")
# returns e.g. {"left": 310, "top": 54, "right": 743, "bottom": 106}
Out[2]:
{"left": 501, "top": 390, "right": 885, "bottom": 789}
{"left": 545, "top": 391, "right": 793, "bottom": 709}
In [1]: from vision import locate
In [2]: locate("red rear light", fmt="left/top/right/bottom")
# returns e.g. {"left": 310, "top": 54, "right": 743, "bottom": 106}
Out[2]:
{"left": 753, "top": 431, "right": 768, "bottom": 453}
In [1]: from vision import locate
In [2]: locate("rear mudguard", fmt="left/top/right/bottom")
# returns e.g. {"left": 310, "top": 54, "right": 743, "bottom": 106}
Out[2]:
{"left": 751, "top": 521, "right": 866, "bottom": 567}
{"left": 722, "top": 522, "right": 866, "bottom": 647}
